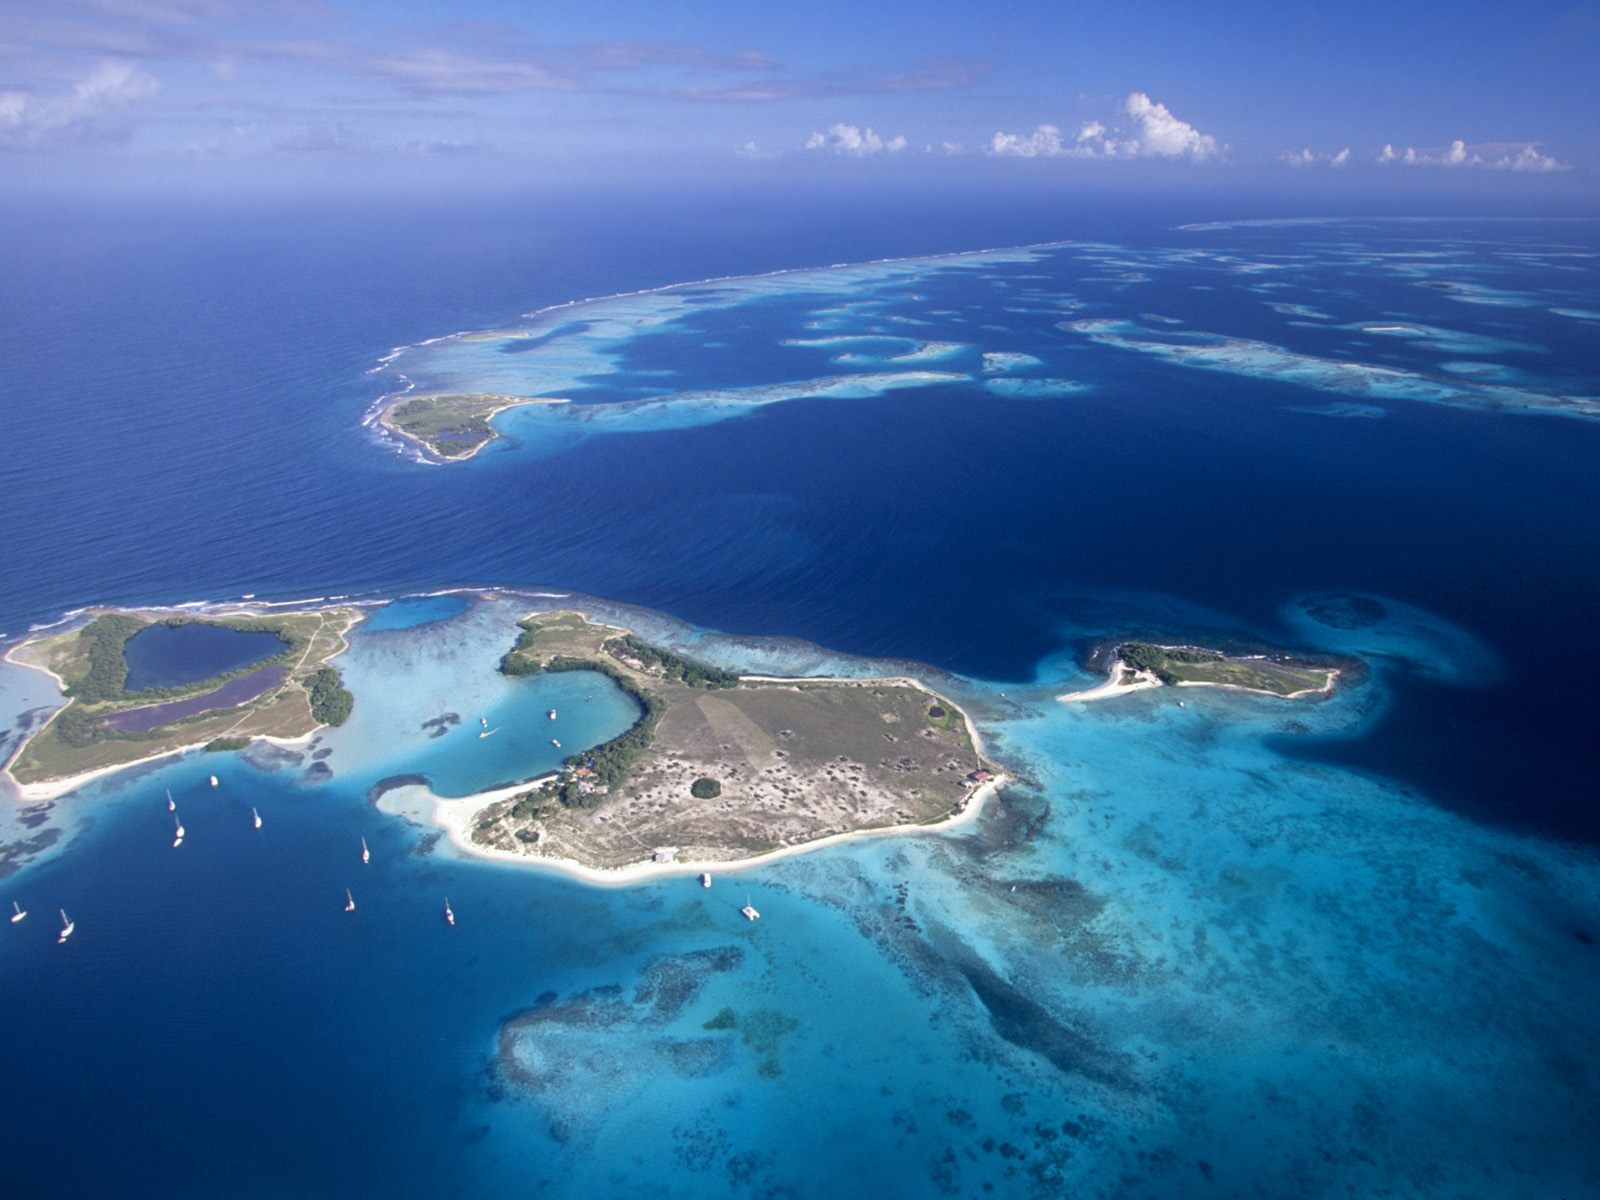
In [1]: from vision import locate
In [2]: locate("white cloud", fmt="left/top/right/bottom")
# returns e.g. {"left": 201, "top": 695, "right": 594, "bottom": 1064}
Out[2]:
{"left": 0, "top": 59, "right": 160, "bottom": 151}
{"left": 1376, "top": 138, "right": 1567, "bottom": 171}
{"left": 989, "top": 123, "right": 1064, "bottom": 157}
{"left": 1498, "top": 144, "right": 1565, "bottom": 172}
{"left": 1282, "top": 146, "right": 1351, "bottom": 168}
{"left": 988, "top": 92, "right": 1221, "bottom": 162}
{"left": 804, "top": 123, "right": 907, "bottom": 156}
{"left": 1122, "top": 91, "right": 1219, "bottom": 160}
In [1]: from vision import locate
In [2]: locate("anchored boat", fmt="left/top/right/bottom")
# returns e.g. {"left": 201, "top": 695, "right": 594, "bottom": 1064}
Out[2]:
{"left": 57, "top": 910, "right": 74, "bottom": 944}
{"left": 10, "top": 901, "right": 25, "bottom": 924}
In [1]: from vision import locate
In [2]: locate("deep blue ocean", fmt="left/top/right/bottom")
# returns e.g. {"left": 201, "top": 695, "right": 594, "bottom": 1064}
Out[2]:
{"left": 1, "top": 190, "right": 1597, "bottom": 1198}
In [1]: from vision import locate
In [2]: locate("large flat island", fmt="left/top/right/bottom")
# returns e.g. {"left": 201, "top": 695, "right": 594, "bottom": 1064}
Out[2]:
{"left": 459, "top": 610, "right": 1002, "bottom": 873}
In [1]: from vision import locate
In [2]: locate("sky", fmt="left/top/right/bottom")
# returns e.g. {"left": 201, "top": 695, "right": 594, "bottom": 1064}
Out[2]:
{"left": 2, "top": 0, "right": 1598, "bottom": 197}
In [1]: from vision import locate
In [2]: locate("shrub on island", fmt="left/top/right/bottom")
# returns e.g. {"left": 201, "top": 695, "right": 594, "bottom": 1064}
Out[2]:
{"left": 690, "top": 777, "right": 722, "bottom": 799}
{"left": 204, "top": 735, "right": 251, "bottom": 752}
{"left": 306, "top": 667, "right": 354, "bottom": 726}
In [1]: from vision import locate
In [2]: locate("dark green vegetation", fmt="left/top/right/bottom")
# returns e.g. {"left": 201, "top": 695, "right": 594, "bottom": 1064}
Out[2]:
{"left": 606, "top": 635, "right": 740, "bottom": 689}
{"left": 690, "top": 777, "right": 722, "bottom": 799}
{"left": 497, "top": 618, "right": 542, "bottom": 676}
{"left": 1116, "top": 641, "right": 1338, "bottom": 698}
{"left": 1118, "top": 642, "right": 1224, "bottom": 685}
{"left": 204, "top": 736, "right": 251, "bottom": 752}
{"left": 305, "top": 667, "right": 354, "bottom": 726}
{"left": 69, "top": 614, "right": 147, "bottom": 702}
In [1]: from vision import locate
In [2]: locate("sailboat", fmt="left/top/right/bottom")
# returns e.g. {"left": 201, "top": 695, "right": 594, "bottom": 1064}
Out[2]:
{"left": 166, "top": 788, "right": 176, "bottom": 812}
{"left": 173, "top": 815, "right": 185, "bottom": 848}
{"left": 361, "top": 837, "right": 370, "bottom": 865}
{"left": 252, "top": 806, "right": 262, "bottom": 830}
{"left": 209, "top": 774, "right": 219, "bottom": 788}
{"left": 10, "top": 900, "right": 25, "bottom": 923}
{"left": 478, "top": 727, "right": 497, "bottom": 739}
{"left": 550, "top": 738, "right": 561, "bottom": 748}
{"left": 57, "top": 909, "right": 74, "bottom": 943}
{"left": 443, "top": 898, "right": 455, "bottom": 927}
{"left": 344, "top": 888, "right": 356, "bottom": 913}
{"left": 740, "top": 894, "right": 760, "bottom": 922}
{"left": 547, "top": 709, "right": 557, "bottom": 720}
{"left": 478, "top": 716, "right": 488, "bottom": 729}
{"left": 699, "top": 873, "right": 712, "bottom": 889}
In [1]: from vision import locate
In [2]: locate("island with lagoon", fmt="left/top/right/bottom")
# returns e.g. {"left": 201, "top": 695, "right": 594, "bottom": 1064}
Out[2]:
{"left": 4, "top": 606, "right": 360, "bottom": 798}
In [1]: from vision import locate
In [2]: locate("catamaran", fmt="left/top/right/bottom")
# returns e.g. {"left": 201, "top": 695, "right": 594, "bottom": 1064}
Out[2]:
{"left": 252, "top": 806, "right": 262, "bottom": 830}
{"left": 166, "top": 788, "right": 176, "bottom": 812}
{"left": 550, "top": 738, "right": 561, "bottom": 748}
{"left": 57, "top": 909, "right": 74, "bottom": 943}
{"left": 173, "top": 815, "right": 185, "bottom": 848}
{"left": 10, "top": 901, "right": 25, "bottom": 923}
{"left": 444, "top": 898, "right": 455, "bottom": 927}
{"left": 741, "top": 895, "right": 760, "bottom": 922}
{"left": 344, "top": 888, "right": 356, "bottom": 913}
{"left": 360, "top": 837, "right": 370, "bottom": 865}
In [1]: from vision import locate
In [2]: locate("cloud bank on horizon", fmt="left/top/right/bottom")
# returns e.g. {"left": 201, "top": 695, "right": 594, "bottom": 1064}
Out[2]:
{"left": 0, "top": 0, "right": 1591, "bottom": 188}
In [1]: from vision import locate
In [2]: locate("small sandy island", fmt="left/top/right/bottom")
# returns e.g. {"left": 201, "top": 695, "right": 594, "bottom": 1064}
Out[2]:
{"left": 433, "top": 610, "right": 1006, "bottom": 877}
{"left": 1060, "top": 641, "right": 1341, "bottom": 704}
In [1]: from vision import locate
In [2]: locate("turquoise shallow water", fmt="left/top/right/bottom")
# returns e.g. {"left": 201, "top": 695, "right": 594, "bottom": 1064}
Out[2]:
{"left": 1, "top": 207, "right": 1598, "bottom": 1196}
{"left": 3, "top": 592, "right": 1596, "bottom": 1198}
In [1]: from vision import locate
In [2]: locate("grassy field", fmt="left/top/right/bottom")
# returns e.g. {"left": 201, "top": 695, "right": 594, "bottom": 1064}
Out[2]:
{"left": 7, "top": 607, "right": 362, "bottom": 786}
{"left": 380, "top": 392, "right": 564, "bottom": 459}
{"left": 1118, "top": 642, "right": 1337, "bottom": 697}
{"left": 471, "top": 611, "right": 995, "bottom": 869}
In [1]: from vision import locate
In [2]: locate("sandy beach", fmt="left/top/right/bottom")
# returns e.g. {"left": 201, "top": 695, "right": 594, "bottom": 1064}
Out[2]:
{"left": 1057, "top": 660, "right": 1162, "bottom": 703}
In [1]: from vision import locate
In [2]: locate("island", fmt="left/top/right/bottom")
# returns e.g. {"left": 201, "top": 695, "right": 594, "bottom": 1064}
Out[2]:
{"left": 378, "top": 392, "right": 568, "bottom": 460}
{"left": 1060, "top": 640, "right": 1340, "bottom": 703}
{"left": 4, "top": 606, "right": 360, "bottom": 798}
{"left": 449, "top": 610, "right": 1004, "bottom": 873}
